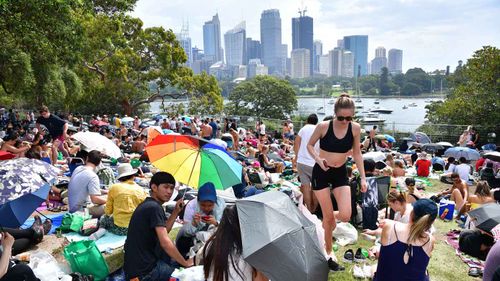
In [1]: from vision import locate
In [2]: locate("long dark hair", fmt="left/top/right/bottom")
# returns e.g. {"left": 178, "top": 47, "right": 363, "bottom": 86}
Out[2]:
{"left": 203, "top": 206, "right": 245, "bottom": 281}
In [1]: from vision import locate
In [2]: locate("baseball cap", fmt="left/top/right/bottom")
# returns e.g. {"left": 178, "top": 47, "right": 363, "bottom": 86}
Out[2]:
{"left": 412, "top": 198, "right": 438, "bottom": 220}
{"left": 198, "top": 182, "right": 217, "bottom": 203}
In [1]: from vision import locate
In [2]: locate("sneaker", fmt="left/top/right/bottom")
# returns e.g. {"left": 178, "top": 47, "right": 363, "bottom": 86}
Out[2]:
{"left": 343, "top": 249, "right": 354, "bottom": 263}
{"left": 328, "top": 257, "right": 345, "bottom": 272}
{"left": 353, "top": 264, "right": 365, "bottom": 278}
{"left": 362, "top": 264, "right": 373, "bottom": 278}
{"left": 354, "top": 248, "right": 367, "bottom": 263}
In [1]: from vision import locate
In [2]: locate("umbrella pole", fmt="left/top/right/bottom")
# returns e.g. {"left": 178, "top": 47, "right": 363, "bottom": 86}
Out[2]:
{"left": 35, "top": 210, "right": 50, "bottom": 220}
{"left": 182, "top": 150, "right": 201, "bottom": 201}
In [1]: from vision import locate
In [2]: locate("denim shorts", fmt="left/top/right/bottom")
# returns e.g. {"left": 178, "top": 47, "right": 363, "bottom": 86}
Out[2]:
{"left": 140, "top": 260, "right": 175, "bottom": 281}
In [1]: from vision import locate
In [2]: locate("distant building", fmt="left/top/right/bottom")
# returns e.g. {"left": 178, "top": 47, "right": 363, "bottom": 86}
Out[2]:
{"left": 291, "top": 48, "right": 310, "bottom": 79}
{"left": 209, "top": 61, "right": 231, "bottom": 80}
{"left": 329, "top": 48, "right": 343, "bottom": 77}
{"left": 343, "top": 35, "right": 368, "bottom": 76}
{"left": 246, "top": 38, "right": 262, "bottom": 63}
{"left": 247, "top": 59, "right": 269, "bottom": 78}
{"left": 388, "top": 48, "right": 403, "bottom": 74}
{"left": 319, "top": 54, "right": 330, "bottom": 76}
{"left": 232, "top": 65, "right": 247, "bottom": 79}
{"left": 224, "top": 22, "right": 246, "bottom": 66}
{"left": 313, "top": 40, "right": 322, "bottom": 73}
{"left": 337, "top": 39, "right": 344, "bottom": 49}
{"left": 176, "top": 23, "right": 192, "bottom": 65}
{"left": 292, "top": 14, "right": 313, "bottom": 74}
{"left": 370, "top": 46, "right": 387, "bottom": 74}
{"left": 192, "top": 60, "right": 211, "bottom": 74}
{"left": 280, "top": 44, "right": 288, "bottom": 75}
{"left": 260, "top": 9, "right": 284, "bottom": 74}
{"left": 341, "top": 51, "right": 354, "bottom": 78}
{"left": 203, "top": 14, "right": 223, "bottom": 64}
{"left": 375, "top": 46, "right": 386, "bottom": 58}
{"left": 191, "top": 46, "right": 204, "bottom": 62}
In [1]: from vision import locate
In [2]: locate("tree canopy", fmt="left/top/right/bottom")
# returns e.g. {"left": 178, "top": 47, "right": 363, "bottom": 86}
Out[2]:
{"left": 226, "top": 76, "right": 298, "bottom": 119}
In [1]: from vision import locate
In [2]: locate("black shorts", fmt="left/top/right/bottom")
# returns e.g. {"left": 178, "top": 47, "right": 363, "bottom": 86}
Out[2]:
{"left": 311, "top": 163, "right": 349, "bottom": 190}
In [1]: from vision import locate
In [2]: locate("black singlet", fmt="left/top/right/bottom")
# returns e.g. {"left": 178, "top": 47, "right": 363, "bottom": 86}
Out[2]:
{"left": 319, "top": 120, "right": 354, "bottom": 153}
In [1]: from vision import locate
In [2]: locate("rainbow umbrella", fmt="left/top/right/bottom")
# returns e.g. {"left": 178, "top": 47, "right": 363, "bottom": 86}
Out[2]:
{"left": 146, "top": 135, "right": 242, "bottom": 190}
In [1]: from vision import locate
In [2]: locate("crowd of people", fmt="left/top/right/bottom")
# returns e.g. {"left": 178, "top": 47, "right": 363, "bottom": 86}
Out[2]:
{"left": 1, "top": 96, "right": 499, "bottom": 281}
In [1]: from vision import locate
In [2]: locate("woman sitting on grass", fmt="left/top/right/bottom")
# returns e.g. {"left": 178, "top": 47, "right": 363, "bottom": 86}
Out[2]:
{"left": 393, "top": 160, "right": 406, "bottom": 177}
{"left": 373, "top": 199, "right": 437, "bottom": 281}
{"left": 467, "top": 181, "right": 495, "bottom": 210}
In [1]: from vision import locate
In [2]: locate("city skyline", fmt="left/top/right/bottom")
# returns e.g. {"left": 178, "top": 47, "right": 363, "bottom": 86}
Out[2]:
{"left": 132, "top": 0, "right": 500, "bottom": 72}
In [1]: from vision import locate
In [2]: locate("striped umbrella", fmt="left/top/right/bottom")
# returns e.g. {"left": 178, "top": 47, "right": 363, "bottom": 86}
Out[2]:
{"left": 146, "top": 135, "right": 242, "bottom": 190}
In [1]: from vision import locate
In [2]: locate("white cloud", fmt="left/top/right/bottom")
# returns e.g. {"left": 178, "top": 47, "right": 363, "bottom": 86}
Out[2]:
{"left": 131, "top": 0, "right": 500, "bottom": 72}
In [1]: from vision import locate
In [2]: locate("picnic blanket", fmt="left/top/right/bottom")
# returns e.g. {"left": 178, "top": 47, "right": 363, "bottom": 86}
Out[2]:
{"left": 64, "top": 231, "right": 127, "bottom": 253}
{"left": 22, "top": 214, "right": 65, "bottom": 235}
{"left": 445, "top": 230, "right": 485, "bottom": 269}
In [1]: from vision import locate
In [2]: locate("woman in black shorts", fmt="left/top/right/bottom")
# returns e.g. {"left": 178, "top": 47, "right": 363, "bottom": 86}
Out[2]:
{"left": 307, "top": 94, "right": 367, "bottom": 265}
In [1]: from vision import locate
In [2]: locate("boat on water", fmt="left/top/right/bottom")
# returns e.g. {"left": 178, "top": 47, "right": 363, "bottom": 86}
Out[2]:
{"left": 370, "top": 107, "right": 393, "bottom": 114}
{"left": 374, "top": 99, "right": 380, "bottom": 104}
{"left": 424, "top": 99, "right": 433, "bottom": 103}
{"left": 355, "top": 104, "right": 363, "bottom": 109}
{"left": 356, "top": 97, "right": 362, "bottom": 102}
{"left": 402, "top": 105, "right": 408, "bottom": 109}
{"left": 408, "top": 102, "right": 418, "bottom": 107}
{"left": 360, "top": 113, "right": 385, "bottom": 124}
{"left": 317, "top": 106, "right": 324, "bottom": 111}
{"left": 328, "top": 99, "right": 335, "bottom": 104}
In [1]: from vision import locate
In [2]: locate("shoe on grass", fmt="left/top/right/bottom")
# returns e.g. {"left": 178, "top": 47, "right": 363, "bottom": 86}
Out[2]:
{"left": 343, "top": 249, "right": 354, "bottom": 263}
{"left": 328, "top": 257, "right": 345, "bottom": 272}
{"left": 355, "top": 248, "right": 366, "bottom": 263}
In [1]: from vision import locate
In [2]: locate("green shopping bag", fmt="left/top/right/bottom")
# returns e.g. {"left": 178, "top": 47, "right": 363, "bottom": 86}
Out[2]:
{"left": 63, "top": 240, "right": 109, "bottom": 280}
{"left": 59, "top": 213, "right": 86, "bottom": 233}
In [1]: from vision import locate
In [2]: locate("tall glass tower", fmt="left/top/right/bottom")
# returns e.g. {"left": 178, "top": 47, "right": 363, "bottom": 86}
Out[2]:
{"left": 203, "top": 14, "right": 223, "bottom": 64}
{"left": 343, "top": 35, "right": 368, "bottom": 76}
{"left": 224, "top": 22, "right": 246, "bottom": 66}
{"left": 292, "top": 13, "right": 313, "bottom": 74}
{"left": 260, "top": 9, "right": 283, "bottom": 74}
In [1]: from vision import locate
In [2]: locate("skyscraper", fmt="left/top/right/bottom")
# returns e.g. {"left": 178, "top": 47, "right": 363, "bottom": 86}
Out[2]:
{"left": 203, "top": 14, "right": 223, "bottom": 64}
{"left": 371, "top": 46, "right": 387, "bottom": 75}
{"left": 343, "top": 35, "right": 368, "bottom": 76}
{"left": 341, "top": 51, "right": 354, "bottom": 78}
{"left": 319, "top": 54, "right": 330, "bottom": 76}
{"left": 260, "top": 9, "right": 283, "bottom": 74}
{"left": 292, "top": 12, "right": 313, "bottom": 74}
{"left": 246, "top": 38, "right": 261, "bottom": 63}
{"left": 224, "top": 22, "right": 246, "bottom": 66}
{"left": 388, "top": 49, "right": 403, "bottom": 74}
{"left": 291, "top": 48, "right": 310, "bottom": 78}
{"left": 313, "top": 40, "right": 322, "bottom": 73}
{"left": 329, "top": 48, "right": 342, "bottom": 77}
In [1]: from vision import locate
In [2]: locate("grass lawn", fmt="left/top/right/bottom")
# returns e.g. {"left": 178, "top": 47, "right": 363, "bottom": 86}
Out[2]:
{"left": 169, "top": 179, "right": 480, "bottom": 280}
{"left": 327, "top": 179, "right": 480, "bottom": 280}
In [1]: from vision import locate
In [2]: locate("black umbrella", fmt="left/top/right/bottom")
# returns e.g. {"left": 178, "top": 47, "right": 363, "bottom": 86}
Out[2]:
{"left": 468, "top": 203, "right": 500, "bottom": 232}
{"left": 483, "top": 151, "right": 500, "bottom": 163}
{"left": 422, "top": 143, "right": 444, "bottom": 153}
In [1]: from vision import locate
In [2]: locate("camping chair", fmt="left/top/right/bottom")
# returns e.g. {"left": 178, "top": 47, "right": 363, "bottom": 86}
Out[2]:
{"left": 248, "top": 172, "right": 269, "bottom": 188}
{"left": 375, "top": 176, "right": 392, "bottom": 219}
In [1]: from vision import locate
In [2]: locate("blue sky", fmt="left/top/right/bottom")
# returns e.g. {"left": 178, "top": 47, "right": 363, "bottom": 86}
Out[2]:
{"left": 132, "top": 0, "right": 500, "bottom": 72}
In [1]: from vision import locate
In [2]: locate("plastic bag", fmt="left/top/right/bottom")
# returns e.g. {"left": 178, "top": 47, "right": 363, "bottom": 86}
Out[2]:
{"left": 63, "top": 240, "right": 109, "bottom": 281}
{"left": 332, "top": 222, "right": 358, "bottom": 246}
{"left": 28, "top": 250, "right": 68, "bottom": 281}
{"left": 171, "top": 266, "right": 205, "bottom": 281}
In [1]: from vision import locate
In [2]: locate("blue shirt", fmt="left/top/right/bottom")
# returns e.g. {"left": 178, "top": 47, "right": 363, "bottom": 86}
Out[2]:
{"left": 209, "top": 121, "right": 217, "bottom": 138}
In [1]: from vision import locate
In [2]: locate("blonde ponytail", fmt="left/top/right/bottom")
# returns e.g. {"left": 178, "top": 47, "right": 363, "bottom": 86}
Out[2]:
{"left": 408, "top": 214, "right": 433, "bottom": 244}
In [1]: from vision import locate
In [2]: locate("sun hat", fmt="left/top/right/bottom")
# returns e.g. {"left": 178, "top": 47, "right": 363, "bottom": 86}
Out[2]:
{"left": 198, "top": 182, "right": 217, "bottom": 203}
{"left": 412, "top": 198, "right": 438, "bottom": 220}
{"left": 419, "top": 151, "right": 427, "bottom": 159}
{"left": 116, "top": 163, "right": 138, "bottom": 180}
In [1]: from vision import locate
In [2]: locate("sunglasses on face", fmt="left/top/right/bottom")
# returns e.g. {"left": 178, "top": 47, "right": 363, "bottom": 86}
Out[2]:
{"left": 336, "top": 116, "right": 353, "bottom": 121}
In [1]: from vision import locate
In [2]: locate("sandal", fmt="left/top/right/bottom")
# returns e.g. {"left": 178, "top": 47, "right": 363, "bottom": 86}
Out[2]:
{"left": 468, "top": 267, "right": 482, "bottom": 277}
{"left": 59, "top": 205, "right": 68, "bottom": 212}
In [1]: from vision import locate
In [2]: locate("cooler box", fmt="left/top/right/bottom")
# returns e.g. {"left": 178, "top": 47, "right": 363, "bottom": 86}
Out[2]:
{"left": 438, "top": 199, "right": 455, "bottom": 221}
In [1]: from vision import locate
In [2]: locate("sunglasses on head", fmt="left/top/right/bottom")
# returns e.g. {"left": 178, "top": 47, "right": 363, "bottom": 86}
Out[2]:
{"left": 336, "top": 116, "right": 353, "bottom": 121}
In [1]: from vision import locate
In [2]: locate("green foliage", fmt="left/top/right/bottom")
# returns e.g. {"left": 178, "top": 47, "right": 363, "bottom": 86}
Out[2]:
{"left": 227, "top": 76, "right": 298, "bottom": 119}
{"left": 182, "top": 72, "right": 223, "bottom": 116}
{"left": 378, "top": 67, "right": 391, "bottom": 95}
{"left": 401, "top": 82, "right": 422, "bottom": 96}
{"left": 358, "top": 75, "right": 378, "bottom": 94}
{"left": 426, "top": 46, "right": 500, "bottom": 126}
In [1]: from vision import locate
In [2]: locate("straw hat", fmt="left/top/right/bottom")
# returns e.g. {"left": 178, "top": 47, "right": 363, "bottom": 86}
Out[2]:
{"left": 117, "top": 163, "right": 138, "bottom": 180}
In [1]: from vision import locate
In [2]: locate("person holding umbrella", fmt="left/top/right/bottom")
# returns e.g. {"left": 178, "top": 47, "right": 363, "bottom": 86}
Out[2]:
{"left": 306, "top": 94, "right": 367, "bottom": 269}
{"left": 203, "top": 206, "right": 268, "bottom": 281}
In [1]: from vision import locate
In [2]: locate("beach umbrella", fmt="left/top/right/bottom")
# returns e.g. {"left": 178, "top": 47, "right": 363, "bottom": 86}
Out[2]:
{"left": 482, "top": 144, "right": 497, "bottom": 151}
{"left": 468, "top": 203, "right": 500, "bottom": 232}
{"left": 483, "top": 151, "right": 500, "bottom": 163}
{"left": 444, "top": 147, "right": 481, "bottom": 161}
{"left": 410, "top": 132, "right": 431, "bottom": 144}
{"left": 422, "top": 143, "right": 444, "bottom": 153}
{"left": 0, "top": 151, "right": 15, "bottom": 160}
{"left": 146, "top": 126, "right": 163, "bottom": 144}
{"left": 72, "top": 132, "right": 121, "bottom": 159}
{"left": 163, "top": 129, "right": 174, "bottom": 134}
{"left": 121, "top": 117, "right": 134, "bottom": 123}
{"left": 374, "top": 134, "right": 387, "bottom": 140}
{"left": 181, "top": 116, "right": 191, "bottom": 123}
{"left": 0, "top": 158, "right": 60, "bottom": 228}
{"left": 146, "top": 135, "right": 242, "bottom": 190}
{"left": 236, "top": 191, "right": 329, "bottom": 281}
{"left": 384, "top": 134, "right": 396, "bottom": 143}
{"left": 363, "top": 151, "right": 386, "bottom": 162}
{"left": 436, "top": 141, "right": 453, "bottom": 148}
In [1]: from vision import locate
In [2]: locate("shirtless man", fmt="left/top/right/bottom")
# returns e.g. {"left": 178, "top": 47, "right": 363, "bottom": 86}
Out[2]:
{"left": 200, "top": 120, "right": 213, "bottom": 140}
{"left": 131, "top": 135, "right": 147, "bottom": 154}
{"left": 437, "top": 172, "right": 469, "bottom": 214}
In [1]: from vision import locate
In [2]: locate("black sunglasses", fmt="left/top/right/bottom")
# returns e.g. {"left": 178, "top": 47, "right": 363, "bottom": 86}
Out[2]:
{"left": 336, "top": 116, "right": 353, "bottom": 121}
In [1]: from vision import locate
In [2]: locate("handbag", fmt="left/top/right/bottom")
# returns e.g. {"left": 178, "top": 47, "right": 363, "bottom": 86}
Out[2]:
{"left": 63, "top": 240, "right": 109, "bottom": 281}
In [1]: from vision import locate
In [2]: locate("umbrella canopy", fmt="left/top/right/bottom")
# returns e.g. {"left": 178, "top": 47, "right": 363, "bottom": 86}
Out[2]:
{"left": 410, "top": 132, "right": 432, "bottom": 144}
{"left": 468, "top": 203, "right": 500, "bottom": 232}
{"left": 121, "top": 117, "right": 134, "bottom": 123}
{"left": 436, "top": 141, "right": 453, "bottom": 148}
{"left": 0, "top": 158, "right": 60, "bottom": 228}
{"left": 72, "top": 132, "right": 121, "bottom": 159}
{"left": 483, "top": 151, "right": 500, "bottom": 163}
{"left": 146, "top": 135, "right": 242, "bottom": 190}
{"left": 444, "top": 147, "right": 481, "bottom": 161}
{"left": 181, "top": 116, "right": 192, "bottom": 123}
{"left": 0, "top": 151, "right": 15, "bottom": 160}
{"left": 95, "top": 120, "right": 109, "bottom": 127}
{"left": 146, "top": 126, "right": 163, "bottom": 144}
{"left": 422, "top": 143, "right": 444, "bottom": 153}
{"left": 374, "top": 134, "right": 387, "bottom": 140}
{"left": 363, "top": 151, "right": 386, "bottom": 162}
{"left": 163, "top": 129, "right": 174, "bottom": 134}
{"left": 236, "top": 191, "right": 329, "bottom": 281}
{"left": 384, "top": 134, "right": 395, "bottom": 143}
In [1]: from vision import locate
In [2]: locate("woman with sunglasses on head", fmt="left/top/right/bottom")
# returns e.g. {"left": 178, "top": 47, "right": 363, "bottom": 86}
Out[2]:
{"left": 307, "top": 94, "right": 367, "bottom": 270}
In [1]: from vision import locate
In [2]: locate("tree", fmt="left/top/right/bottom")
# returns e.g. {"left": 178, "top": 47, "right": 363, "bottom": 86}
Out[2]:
{"left": 358, "top": 75, "right": 378, "bottom": 94}
{"left": 227, "top": 76, "right": 298, "bottom": 119}
{"left": 426, "top": 46, "right": 500, "bottom": 126}
{"left": 401, "top": 82, "right": 422, "bottom": 96}
{"left": 405, "top": 68, "right": 431, "bottom": 92}
{"left": 183, "top": 72, "right": 223, "bottom": 116}
{"left": 378, "top": 67, "right": 391, "bottom": 95}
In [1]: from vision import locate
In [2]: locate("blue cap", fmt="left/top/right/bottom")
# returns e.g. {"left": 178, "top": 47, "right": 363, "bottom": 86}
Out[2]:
{"left": 198, "top": 182, "right": 217, "bottom": 203}
{"left": 412, "top": 198, "right": 438, "bottom": 220}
